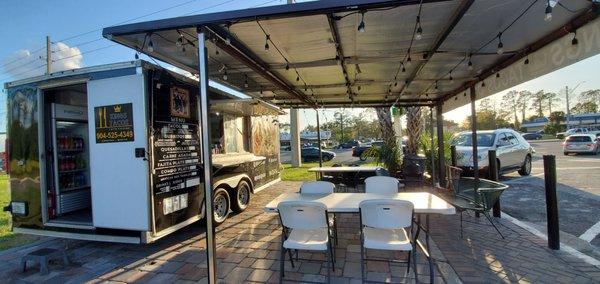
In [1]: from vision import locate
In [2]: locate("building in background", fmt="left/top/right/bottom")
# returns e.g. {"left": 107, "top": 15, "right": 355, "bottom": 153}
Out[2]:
{"left": 521, "top": 113, "right": 600, "bottom": 133}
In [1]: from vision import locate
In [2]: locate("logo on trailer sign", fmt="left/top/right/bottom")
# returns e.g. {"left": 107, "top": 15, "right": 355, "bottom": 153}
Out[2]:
{"left": 94, "top": 103, "right": 134, "bottom": 143}
{"left": 170, "top": 87, "right": 190, "bottom": 118}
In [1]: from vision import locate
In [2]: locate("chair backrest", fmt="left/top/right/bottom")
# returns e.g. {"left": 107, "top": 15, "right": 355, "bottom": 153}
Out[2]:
{"left": 359, "top": 199, "right": 413, "bottom": 229}
{"left": 364, "top": 176, "right": 399, "bottom": 194}
{"left": 446, "top": 165, "right": 462, "bottom": 194}
{"left": 300, "top": 181, "right": 335, "bottom": 194}
{"left": 278, "top": 201, "right": 328, "bottom": 230}
{"left": 478, "top": 187, "right": 507, "bottom": 211}
{"left": 375, "top": 167, "right": 390, "bottom": 176}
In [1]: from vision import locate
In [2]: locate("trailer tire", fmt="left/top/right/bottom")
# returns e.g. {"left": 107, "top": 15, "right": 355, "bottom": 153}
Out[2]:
{"left": 231, "top": 180, "right": 251, "bottom": 213}
{"left": 213, "top": 187, "right": 230, "bottom": 226}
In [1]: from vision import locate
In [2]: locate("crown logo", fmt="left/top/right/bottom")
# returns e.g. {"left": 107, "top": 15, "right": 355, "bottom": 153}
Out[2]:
{"left": 113, "top": 105, "right": 122, "bottom": 112}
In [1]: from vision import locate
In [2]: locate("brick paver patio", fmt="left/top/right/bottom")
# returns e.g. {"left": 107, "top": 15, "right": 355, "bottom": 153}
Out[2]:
{"left": 0, "top": 181, "right": 598, "bottom": 283}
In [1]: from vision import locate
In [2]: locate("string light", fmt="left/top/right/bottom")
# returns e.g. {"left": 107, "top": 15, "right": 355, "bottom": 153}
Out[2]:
{"left": 182, "top": 45, "right": 186, "bottom": 53}
{"left": 222, "top": 68, "right": 228, "bottom": 81}
{"left": 545, "top": 0, "right": 553, "bottom": 22}
{"left": 264, "top": 34, "right": 270, "bottom": 51}
{"left": 285, "top": 62, "right": 290, "bottom": 70}
{"left": 467, "top": 54, "right": 473, "bottom": 70}
{"left": 225, "top": 24, "right": 232, "bottom": 45}
{"left": 496, "top": 33, "right": 504, "bottom": 55}
{"left": 449, "top": 71, "right": 453, "bottom": 82}
{"left": 244, "top": 74, "right": 249, "bottom": 88}
{"left": 402, "top": 63, "right": 406, "bottom": 73}
{"left": 415, "top": 16, "right": 423, "bottom": 40}
{"left": 358, "top": 11, "right": 366, "bottom": 33}
{"left": 176, "top": 33, "right": 184, "bottom": 47}
{"left": 147, "top": 36, "right": 154, "bottom": 53}
{"left": 406, "top": 51, "right": 412, "bottom": 67}
{"left": 481, "top": 81, "right": 486, "bottom": 87}
{"left": 496, "top": 72, "right": 500, "bottom": 78}
{"left": 434, "top": 81, "right": 438, "bottom": 90}
{"left": 571, "top": 31, "right": 578, "bottom": 45}
{"left": 524, "top": 55, "right": 530, "bottom": 65}
{"left": 134, "top": 52, "right": 139, "bottom": 60}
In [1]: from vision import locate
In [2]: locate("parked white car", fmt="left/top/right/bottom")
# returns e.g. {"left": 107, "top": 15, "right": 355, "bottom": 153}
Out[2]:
{"left": 563, "top": 134, "right": 600, "bottom": 155}
{"left": 556, "top": 128, "right": 600, "bottom": 139}
{"left": 450, "top": 129, "right": 534, "bottom": 177}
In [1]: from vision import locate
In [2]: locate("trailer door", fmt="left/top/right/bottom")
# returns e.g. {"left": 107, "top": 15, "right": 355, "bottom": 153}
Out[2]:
{"left": 87, "top": 74, "right": 150, "bottom": 231}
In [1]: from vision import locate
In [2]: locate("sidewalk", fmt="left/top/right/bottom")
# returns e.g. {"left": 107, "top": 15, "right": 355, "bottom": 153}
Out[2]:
{"left": 0, "top": 181, "right": 598, "bottom": 283}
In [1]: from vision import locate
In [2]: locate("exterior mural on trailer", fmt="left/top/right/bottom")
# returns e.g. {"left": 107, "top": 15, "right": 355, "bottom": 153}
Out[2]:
{"left": 251, "top": 116, "right": 280, "bottom": 185}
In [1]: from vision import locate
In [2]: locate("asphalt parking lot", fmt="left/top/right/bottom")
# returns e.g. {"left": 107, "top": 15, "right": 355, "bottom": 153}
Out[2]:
{"left": 500, "top": 140, "right": 600, "bottom": 251}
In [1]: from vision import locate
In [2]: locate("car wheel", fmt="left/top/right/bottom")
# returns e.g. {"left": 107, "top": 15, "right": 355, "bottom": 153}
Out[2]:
{"left": 518, "top": 155, "right": 531, "bottom": 176}
{"left": 231, "top": 180, "right": 251, "bottom": 213}
{"left": 213, "top": 187, "right": 230, "bottom": 226}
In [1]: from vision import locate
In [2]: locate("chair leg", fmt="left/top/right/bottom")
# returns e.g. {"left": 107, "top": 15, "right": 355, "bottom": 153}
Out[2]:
{"left": 460, "top": 211, "right": 464, "bottom": 239}
{"left": 412, "top": 249, "right": 418, "bottom": 284}
{"left": 360, "top": 240, "right": 366, "bottom": 283}
{"left": 280, "top": 244, "right": 285, "bottom": 281}
{"left": 484, "top": 212, "right": 505, "bottom": 239}
{"left": 328, "top": 240, "right": 335, "bottom": 272}
{"left": 334, "top": 215, "right": 339, "bottom": 246}
{"left": 288, "top": 249, "right": 295, "bottom": 268}
{"left": 406, "top": 251, "right": 411, "bottom": 274}
{"left": 327, "top": 244, "right": 332, "bottom": 284}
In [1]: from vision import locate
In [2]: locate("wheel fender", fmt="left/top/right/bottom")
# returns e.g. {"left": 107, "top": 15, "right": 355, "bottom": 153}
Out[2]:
{"left": 212, "top": 173, "right": 253, "bottom": 192}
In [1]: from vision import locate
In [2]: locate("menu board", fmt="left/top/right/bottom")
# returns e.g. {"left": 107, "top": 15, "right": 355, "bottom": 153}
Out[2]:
{"left": 94, "top": 103, "right": 134, "bottom": 143}
{"left": 149, "top": 71, "right": 202, "bottom": 233}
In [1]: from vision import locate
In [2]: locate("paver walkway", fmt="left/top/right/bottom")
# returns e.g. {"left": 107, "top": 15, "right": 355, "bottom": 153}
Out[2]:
{"left": 0, "top": 181, "right": 598, "bottom": 283}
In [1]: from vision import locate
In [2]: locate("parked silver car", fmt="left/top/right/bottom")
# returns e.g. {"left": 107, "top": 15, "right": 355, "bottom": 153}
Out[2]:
{"left": 450, "top": 129, "right": 534, "bottom": 177}
{"left": 563, "top": 134, "right": 600, "bottom": 155}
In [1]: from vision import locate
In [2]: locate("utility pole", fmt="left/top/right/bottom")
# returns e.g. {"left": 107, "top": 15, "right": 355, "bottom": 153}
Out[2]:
{"left": 46, "top": 36, "right": 52, "bottom": 74}
{"left": 565, "top": 86, "right": 570, "bottom": 129}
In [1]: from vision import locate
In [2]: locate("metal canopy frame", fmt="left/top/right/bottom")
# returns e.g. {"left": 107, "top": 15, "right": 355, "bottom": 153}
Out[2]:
{"left": 101, "top": 1, "right": 600, "bottom": 283}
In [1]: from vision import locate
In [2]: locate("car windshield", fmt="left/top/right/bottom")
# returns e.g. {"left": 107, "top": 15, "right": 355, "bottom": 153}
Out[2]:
{"left": 451, "top": 133, "right": 496, "bottom": 147}
{"left": 567, "top": 136, "right": 592, "bottom": 142}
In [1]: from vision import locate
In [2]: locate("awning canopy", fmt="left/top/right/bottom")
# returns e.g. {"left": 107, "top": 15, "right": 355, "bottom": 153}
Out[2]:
{"left": 103, "top": 0, "right": 599, "bottom": 111}
{"left": 210, "top": 98, "right": 286, "bottom": 116}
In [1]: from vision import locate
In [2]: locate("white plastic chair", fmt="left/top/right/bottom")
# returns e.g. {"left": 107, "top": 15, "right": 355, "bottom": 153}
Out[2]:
{"left": 364, "top": 176, "right": 400, "bottom": 194}
{"left": 300, "top": 181, "right": 335, "bottom": 194}
{"left": 300, "top": 181, "right": 338, "bottom": 245}
{"left": 277, "top": 201, "right": 335, "bottom": 283}
{"left": 359, "top": 199, "right": 416, "bottom": 281}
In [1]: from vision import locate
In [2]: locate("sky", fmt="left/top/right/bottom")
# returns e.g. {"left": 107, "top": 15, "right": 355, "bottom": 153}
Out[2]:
{"left": 1, "top": 0, "right": 599, "bottom": 132}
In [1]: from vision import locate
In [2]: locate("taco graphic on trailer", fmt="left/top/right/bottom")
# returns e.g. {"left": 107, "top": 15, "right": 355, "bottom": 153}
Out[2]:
{"left": 170, "top": 87, "right": 190, "bottom": 118}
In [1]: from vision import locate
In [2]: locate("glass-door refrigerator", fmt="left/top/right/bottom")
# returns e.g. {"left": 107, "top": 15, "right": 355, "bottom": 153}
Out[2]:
{"left": 50, "top": 103, "right": 91, "bottom": 218}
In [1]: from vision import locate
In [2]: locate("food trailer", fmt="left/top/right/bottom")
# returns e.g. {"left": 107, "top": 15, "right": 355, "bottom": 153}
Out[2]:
{"left": 3, "top": 60, "right": 282, "bottom": 243}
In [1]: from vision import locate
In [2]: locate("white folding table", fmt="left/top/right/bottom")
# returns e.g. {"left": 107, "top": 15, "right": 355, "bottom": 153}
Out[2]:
{"left": 265, "top": 192, "right": 455, "bottom": 283}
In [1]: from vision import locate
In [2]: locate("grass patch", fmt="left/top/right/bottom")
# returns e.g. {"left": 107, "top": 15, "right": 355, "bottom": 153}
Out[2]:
{"left": 281, "top": 160, "right": 378, "bottom": 181}
{"left": 0, "top": 174, "right": 39, "bottom": 251}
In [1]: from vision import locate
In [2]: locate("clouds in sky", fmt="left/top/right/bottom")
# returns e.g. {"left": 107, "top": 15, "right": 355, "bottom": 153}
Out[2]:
{"left": 1, "top": 42, "right": 83, "bottom": 80}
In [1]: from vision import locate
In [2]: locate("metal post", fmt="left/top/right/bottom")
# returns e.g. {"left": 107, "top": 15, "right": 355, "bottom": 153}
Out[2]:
{"left": 543, "top": 155, "right": 560, "bottom": 250}
{"left": 429, "top": 107, "right": 435, "bottom": 188}
{"left": 316, "top": 108, "right": 323, "bottom": 167}
{"left": 46, "top": 36, "right": 52, "bottom": 74}
{"left": 436, "top": 103, "right": 445, "bottom": 188}
{"left": 450, "top": 145, "right": 457, "bottom": 167}
{"left": 488, "top": 150, "right": 501, "bottom": 217}
{"left": 197, "top": 29, "right": 217, "bottom": 283}
{"left": 290, "top": 108, "right": 301, "bottom": 167}
{"left": 470, "top": 86, "right": 479, "bottom": 203}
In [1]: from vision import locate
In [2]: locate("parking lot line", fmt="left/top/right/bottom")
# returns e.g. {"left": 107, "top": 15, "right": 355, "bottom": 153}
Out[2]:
{"left": 580, "top": 220, "right": 600, "bottom": 243}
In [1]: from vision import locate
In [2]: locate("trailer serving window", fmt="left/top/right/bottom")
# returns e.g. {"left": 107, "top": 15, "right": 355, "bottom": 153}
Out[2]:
{"left": 210, "top": 113, "right": 250, "bottom": 154}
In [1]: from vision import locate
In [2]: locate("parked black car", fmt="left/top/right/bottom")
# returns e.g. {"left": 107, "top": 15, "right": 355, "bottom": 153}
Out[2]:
{"left": 301, "top": 147, "right": 335, "bottom": 162}
{"left": 521, "top": 132, "right": 542, "bottom": 140}
{"left": 337, "top": 140, "right": 361, "bottom": 149}
{"left": 352, "top": 141, "right": 384, "bottom": 161}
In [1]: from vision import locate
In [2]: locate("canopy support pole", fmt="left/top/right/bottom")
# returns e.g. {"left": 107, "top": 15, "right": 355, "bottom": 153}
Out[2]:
{"left": 436, "top": 102, "right": 445, "bottom": 188}
{"left": 316, "top": 108, "right": 323, "bottom": 167}
{"left": 429, "top": 106, "right": 435, "bottom": 189}
{"left": 469, "top": 86, "right": 479, "bottom": 203}
{"left": 197, "top": 29, "right": 217, "bottom": 284}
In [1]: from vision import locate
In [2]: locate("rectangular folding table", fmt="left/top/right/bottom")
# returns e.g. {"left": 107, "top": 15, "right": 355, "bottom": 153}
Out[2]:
{"left": 307, "top": 166, "right": 383, "bottom": 184}
{"left": 265, "top": 192, "right": 456, "bottom": 283}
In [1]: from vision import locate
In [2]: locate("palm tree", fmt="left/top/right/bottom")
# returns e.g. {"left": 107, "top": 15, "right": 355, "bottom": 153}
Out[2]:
{"left": 405, "top": 106, "right": 423, "bottom": 156}
{"left": 375, "top": 107, "right": 401, "bottom": 175}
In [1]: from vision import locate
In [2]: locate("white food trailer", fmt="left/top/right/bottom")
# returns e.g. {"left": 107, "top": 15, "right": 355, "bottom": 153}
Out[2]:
{"left": 4, "top": 60, "right": 282, "bottom": 243}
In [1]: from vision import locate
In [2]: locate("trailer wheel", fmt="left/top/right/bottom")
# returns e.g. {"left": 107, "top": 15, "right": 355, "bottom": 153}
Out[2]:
{"left": 213, "top": 187, "right": 230, "bottom": 226}
{"left": 232, "top": 180, "right": 251, "bottom": 213}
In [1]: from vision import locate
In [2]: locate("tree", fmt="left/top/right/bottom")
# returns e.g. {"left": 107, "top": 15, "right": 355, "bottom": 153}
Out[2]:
{"left": 461, "top": 109, "right": 511, "bottom": 130}
{"left": 530, "top": 90, "right": 548, "bottom": 117}
{"left": 545, "top": 92, "right": 561, "bottom": 115}
{"left": 302, "top": 125, "right": 317, "bottom": 132}
{"left": 375, "top": 107, "right": 401, "bottom": 174}
{"left": 517, "top": 91, "right": 531, "bottom": 123}
{"left": 545, "top": 111, "right": 566, "bottom": 135}
{"left": 501, "top": 90, "right": 520, "bottom": 127}
{"left": 570, "top": 101, "right": 598, "bottom": 114}
{"left": 579, "top": 89, "right": 600, "bottom": 108}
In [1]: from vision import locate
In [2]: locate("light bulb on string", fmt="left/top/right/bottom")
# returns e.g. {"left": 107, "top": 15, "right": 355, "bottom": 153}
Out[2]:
{"left": 244, "top": 74, "right": 249, "bottom": 88}
{"left": 524, "top": 56, "right": 530, "bottom": 65}
{"left": 572, "top": 31, "right": 578, "bottom": 45}
{"left": 176, "top": 33, "right": 183, "bottom": 47}
{"left": 264, "top": 35, "right": 270, "bottom": 51}
{"left": 296, "top": 75, "right": 300, "bottom": 82}
{"left": 134, "top": 52, "right": 139, "bottom": 60}
{"left": 496, "top": 72, "right": 500, "bottom": 78}
{"left": 467, "top": 54, "right": 473, "bottom": 70}
{"left": 434, "top": 81, "right": 438, "bottom": 90}
{"left": 147, "top": 37, "right": 154, "bottom": 53}
{"left": 481, "top": 81, "right": 486, "bottom": 87}
{"left": 358, "top": 11, "right": 366, "bottom": 33}
{"left": 402, "top": 63, "right": 406, "bottom": 73}
{"left": 182, "top": 45, "right": 186, "bottom": 53}
{"left": 496, "top": 33, "right": 504, "bottom": 55}
{"left": 545, "top": 0, "right": 553, "bottom": 22}
{"left": 222, "top": 69, "right": 228, "bottom": 81}
{"left": 415, "top": 16, "right": 423, "bottom": 40}
{"left": 285, "top": 62, "right": 290, "bottom": 70}
{"left": 406, "top": 55, "right": 412, "bottom": 67}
